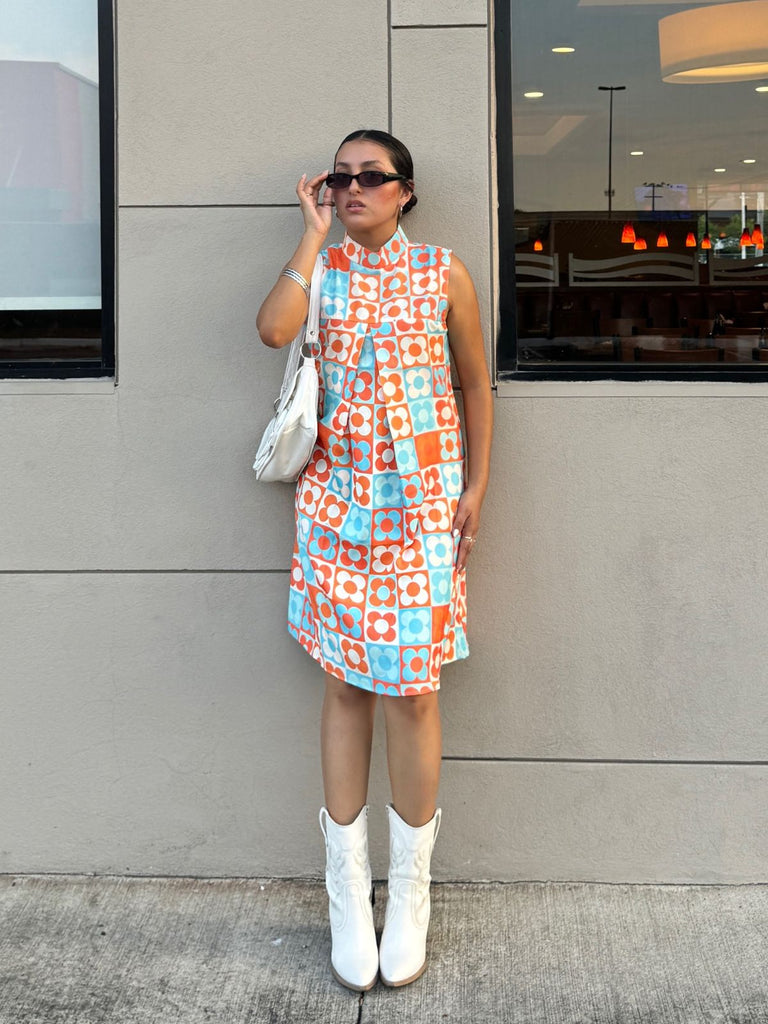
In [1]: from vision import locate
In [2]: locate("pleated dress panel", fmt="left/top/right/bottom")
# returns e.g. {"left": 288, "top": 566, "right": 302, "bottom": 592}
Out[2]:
{"left": 287, "top": 226, "right": 468, "bottom": 695}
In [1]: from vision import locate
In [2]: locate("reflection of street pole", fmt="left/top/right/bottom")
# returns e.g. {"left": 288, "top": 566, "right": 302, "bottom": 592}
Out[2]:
{"left": 643, "top": 182, "right": 669, "bottom": 212}
{"left": 598, "top": 85, "right": 625, "bottom": 215}
{"left": 741, "top": 191, "right": 747, "bottom": 261}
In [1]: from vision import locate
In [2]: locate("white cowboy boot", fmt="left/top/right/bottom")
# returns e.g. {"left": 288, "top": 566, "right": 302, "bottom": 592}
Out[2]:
{"left": 318, "top": 805, "right": 379, "bottom": 992}
{"left": 379, "top": 803, "right": 442, "bottom": 987}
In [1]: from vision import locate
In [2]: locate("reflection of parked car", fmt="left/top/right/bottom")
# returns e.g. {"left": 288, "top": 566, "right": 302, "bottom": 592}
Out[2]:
{"left": 714, "top": 237, "right": 743, "bottom": 255}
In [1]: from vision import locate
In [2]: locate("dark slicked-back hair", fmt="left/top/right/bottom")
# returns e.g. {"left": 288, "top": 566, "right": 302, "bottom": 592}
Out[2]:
{"left": 334, "top": 129, "right": 418, "bottom": 213}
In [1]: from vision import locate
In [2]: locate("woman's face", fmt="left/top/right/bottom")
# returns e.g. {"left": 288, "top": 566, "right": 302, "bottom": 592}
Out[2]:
{"left": 331, "top": 140, "right": 412, "bottom": 235}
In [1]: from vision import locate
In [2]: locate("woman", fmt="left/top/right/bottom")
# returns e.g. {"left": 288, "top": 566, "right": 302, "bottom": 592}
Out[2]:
{"left": 257, "top": 130, "right": 493, "bottom": 991}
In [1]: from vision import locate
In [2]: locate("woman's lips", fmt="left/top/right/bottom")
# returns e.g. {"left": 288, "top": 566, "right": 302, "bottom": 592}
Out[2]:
{"left": 346, "top": 202, "right": 365, "bottom": 210}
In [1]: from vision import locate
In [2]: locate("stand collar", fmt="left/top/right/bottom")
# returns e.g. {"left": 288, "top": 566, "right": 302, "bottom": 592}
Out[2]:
{"left": 341, "top": 226, "right": 408, "bottom": 271}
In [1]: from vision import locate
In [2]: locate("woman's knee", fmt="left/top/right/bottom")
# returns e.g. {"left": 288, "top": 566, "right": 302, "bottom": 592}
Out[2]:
{"left": 382, "top": 691, "right": 440, "bottom": 723}
{"left": 324, "top": 673, "right": 377, "bottom": 711}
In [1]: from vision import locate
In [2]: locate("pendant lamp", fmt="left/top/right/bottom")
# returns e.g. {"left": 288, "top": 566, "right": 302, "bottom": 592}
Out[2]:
{"left": 656, "top": 231, "right": 669, "bottom": 248}
{"left": 752, "top": 224, "right": 764, "bottom": 246}
{"left": 685, "top": 232, "right": 697, "bottom": 247}
{"left": 701, "top": 233, "right": 712, "bottom": 249}
{"left": 659, "top": 1, "right": 768, "bottom": 84}
{"left": 634, "top": 237, "right": 648, "bottom": 251}
{"left": 533, "top": 239, "right": 544, "bottom": 252}
{"left": 740, "top": 228, "right": 753, "bottom": 246}
{"left": 621, "top": 222, "right": 636, "bottom": 244}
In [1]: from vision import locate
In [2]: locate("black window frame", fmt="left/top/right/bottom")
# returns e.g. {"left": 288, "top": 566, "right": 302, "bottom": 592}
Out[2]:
{"left": 494, "top": 0, "right": 768, "bottom": 384}
{"left": 0, "top": 0, "right": 115, "bottom": 380}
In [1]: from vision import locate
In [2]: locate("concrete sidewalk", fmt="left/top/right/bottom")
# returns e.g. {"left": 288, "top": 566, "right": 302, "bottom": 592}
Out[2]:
{"left": 1, "top": 875, "right": 767, "bottom": 1023}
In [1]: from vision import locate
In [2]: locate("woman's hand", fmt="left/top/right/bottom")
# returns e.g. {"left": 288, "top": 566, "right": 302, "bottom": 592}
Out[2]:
{"left": 452, "top": 484, "right": 485, "bottom": 573}
{"left": 297, "top": 171, "right": 334, "bottom": 239}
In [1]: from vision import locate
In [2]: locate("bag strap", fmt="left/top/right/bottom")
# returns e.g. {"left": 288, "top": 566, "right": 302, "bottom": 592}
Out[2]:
{"left": 304, "top": 254, "right": 324, "bottom": 356}
{"left": 276, "top": 254, "right": 324, "bottom": 407}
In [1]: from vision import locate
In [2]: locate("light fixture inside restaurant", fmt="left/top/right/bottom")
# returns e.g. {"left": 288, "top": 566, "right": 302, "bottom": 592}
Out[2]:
{"left": 656, "top": 231, "right": 669, "bottom": 248}
{"left": 524, "top": 91, "right": 544, "bottom": 99}
{"left": 701, "top": 233, "right": 712, "bottom": 250}
{"left": 685, "top": 232, "right": 697, "bottom": 247}
{"left": 756, "top": 84, "right": 768, "bottom": 91}
{"left": 552, "top": 46, "right": 575, "bottom": 53}
{"left": 753, "top": 224, "right": 764, "bottom": 246}
{"left": 743, "top": 158, "right": 757, "bottom": 164}
{"left": 633, "top": 237, "right": 648, "bottom": 251}
{"left": 714, "top": 168, "right": 727, "bottom": 173}
{"left": 533, "top": 239, "right": 544, "bottom": 252}
{"left": 740, "top": 228, "right": 753, "bottom": 246}
{"left": 621, "top": 222, "right": 636, "bottom": 244}
{"left": 630, "top": 150, "right": 644, "bottom": 156}
{"left": 659, "top": 1, "right": 768, "bottom": 84}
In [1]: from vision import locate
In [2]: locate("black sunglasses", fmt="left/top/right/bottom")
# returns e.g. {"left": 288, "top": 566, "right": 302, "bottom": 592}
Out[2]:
{"left": 325, "top": 171, "right": 407, "bottom": 189}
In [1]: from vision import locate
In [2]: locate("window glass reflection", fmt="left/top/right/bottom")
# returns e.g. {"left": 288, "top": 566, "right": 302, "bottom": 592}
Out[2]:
{"left": 0, "top": 0, "right": 101, "bottom": 364}
{"left": 511, "top": 0, "right": 768, "bottom": 369}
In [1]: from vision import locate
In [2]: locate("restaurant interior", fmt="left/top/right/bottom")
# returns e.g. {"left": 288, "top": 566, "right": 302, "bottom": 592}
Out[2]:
{"left": 508, "top": 0, "right": 768, "bottom": 367}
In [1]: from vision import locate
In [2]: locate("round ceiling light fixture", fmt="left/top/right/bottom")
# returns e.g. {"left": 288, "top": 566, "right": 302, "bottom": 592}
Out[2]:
{"left": 552, "top": 47, "right": 575, "bottom": 54}
{"left": 524, "top": 91, "right": 544, "bottom": 99}
{"left": 659, "top": 1, "right": 768, "bottom": 84}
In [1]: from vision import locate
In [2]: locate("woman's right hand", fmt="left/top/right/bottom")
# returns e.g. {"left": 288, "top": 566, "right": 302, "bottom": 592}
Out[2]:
{"left": 297, "top": 171, "right": 334, "bottom": 238}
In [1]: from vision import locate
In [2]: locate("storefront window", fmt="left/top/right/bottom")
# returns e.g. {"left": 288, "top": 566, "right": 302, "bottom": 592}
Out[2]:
{"left": 497, "top": 0, "right": 768, "bottom": 379}
{"left": 0, "top": 0, "right": 113, "bottom": 378}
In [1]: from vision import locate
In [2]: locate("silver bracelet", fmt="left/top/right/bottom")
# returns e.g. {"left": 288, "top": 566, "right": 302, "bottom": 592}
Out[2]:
{"left": 281, "top": 267, "right": 310, "bottom": 296}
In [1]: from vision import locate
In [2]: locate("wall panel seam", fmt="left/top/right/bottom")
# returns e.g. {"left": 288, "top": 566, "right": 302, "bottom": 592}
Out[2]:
{"left": 387, "top": 0, "right": 393, "bottom": 133}
{"left": 443, "top": 756, "right": 768, "bottom": 766}
{"left": 119, "top": 204, "right": 299, "bottom": 210}
{"left": 392, "top": 24, "right": 487, "bottom": 30}
{"left": 0, "top": 569, "right": 292, "bottom": 575}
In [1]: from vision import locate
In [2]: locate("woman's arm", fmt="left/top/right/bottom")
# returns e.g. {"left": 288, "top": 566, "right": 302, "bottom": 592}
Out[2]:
{"left": 446, "top": 254, "right": 494, "bottom": 571}
{"left": 256, "top": 171, "right": 334, "bottom": 348}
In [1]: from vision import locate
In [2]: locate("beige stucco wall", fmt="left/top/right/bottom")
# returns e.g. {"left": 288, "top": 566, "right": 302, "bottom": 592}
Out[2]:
{"left": 1, "top": 0, "right": 767, "bottom": 882}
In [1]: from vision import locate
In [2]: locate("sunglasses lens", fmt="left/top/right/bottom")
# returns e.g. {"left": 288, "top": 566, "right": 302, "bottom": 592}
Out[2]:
{"left": 358, "top": 172, "right": 386, "bottom": 187}
{"left": 326, "top": 173, "right": 351, "bottom": 189}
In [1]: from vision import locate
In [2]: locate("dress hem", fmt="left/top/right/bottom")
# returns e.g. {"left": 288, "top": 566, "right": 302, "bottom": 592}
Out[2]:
{"left": 287, "top": 623, "right": 469, "bottom": 696}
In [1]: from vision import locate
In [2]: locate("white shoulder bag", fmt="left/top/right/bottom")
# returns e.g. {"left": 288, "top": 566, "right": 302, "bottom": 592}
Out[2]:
{"left": 253, "top": 255, "right": 324, "bottom": 483}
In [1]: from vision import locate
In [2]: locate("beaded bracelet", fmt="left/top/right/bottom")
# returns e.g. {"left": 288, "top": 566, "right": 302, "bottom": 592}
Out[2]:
{"left": 281, "top": 267, "right": 310, "bottom": 296}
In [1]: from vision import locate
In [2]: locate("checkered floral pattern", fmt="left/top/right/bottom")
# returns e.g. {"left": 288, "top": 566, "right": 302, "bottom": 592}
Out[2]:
{"left": 288, "top": 227, "right": 469, "bottom": 695}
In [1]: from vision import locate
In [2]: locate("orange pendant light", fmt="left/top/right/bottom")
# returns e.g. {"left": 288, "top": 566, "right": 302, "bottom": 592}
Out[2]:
{"left": 701, "top": 233, "right": 712, "bottom": 249}
{"left": 741, "top": 228, "right": 753, "bottom": 246}
{"left": 533, "top": 239, "right": 544, "bottom": 252}
{"left": 656, "top": 231, "right": 669, "bottom": 248}
{"left": 621, "top": 222, "right": 636, "bottom": 244}
{"left": 685, "top": 231, "right": 697, "bottom": 247}
{"left": 752, "top": 224, "right": 764, "bottom": 246}
{"left": 633, "top": 237, "right": 648, "bottom": 250}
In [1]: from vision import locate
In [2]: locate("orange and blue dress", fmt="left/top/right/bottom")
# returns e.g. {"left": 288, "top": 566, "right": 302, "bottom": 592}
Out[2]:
{"left": 287, "top": 226, "right": 468, "bottom": 695}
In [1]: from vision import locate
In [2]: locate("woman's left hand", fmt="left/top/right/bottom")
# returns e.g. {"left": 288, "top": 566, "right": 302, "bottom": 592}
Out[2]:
{"left": 452, "top": 485, "right": 484, "bottom": 573}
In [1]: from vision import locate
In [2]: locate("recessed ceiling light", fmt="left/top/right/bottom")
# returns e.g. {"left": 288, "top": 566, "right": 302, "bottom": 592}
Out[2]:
{"left": 630, "top": 150, "right": 644, "bottom": 156}
{"left": 756, "top": 85, "right": 768, "bottom": 92}
{"left": 743, "top": 158, "right": 757, "bottom": 164}
{"left": 552, "top": 47, "right": 575, "bottom": 54}
{"left": 524, "top": 91, "right": 544, "bottom": 99}
{"left": 714, "top": 167, "right": 726, "bottom": 173}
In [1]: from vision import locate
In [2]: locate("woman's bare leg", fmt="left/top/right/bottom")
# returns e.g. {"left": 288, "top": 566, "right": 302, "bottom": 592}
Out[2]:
{"left": 380, "top": 692, "right": 442, "bottom": 827}
{"left": 321, "top": 672, "right": 378, "bottom": 824}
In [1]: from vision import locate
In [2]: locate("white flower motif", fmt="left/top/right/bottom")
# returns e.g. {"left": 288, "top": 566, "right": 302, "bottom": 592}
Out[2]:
{"left": 335, "top": 570, "right": 367, "bottom": 604}
{"left": 397, "top": 573, "right": 430, "bottom": 607}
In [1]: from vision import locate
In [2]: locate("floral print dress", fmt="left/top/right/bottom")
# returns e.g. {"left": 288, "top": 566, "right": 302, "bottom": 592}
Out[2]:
{"left": 287, "top": 226, "right": 468, "bottom": 695}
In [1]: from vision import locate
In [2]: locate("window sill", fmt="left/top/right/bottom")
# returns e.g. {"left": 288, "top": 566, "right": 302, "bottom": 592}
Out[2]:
{"left": 0, "top": 378, "right": 116, "bottom": 395}
{"left": 497, "top": 379, "right": 768, "bottom": 398}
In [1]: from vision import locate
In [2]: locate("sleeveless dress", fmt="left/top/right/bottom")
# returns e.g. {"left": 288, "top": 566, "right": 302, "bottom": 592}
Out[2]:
{"left": 287, "top": 226, "right": 469, "bottom": 695}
